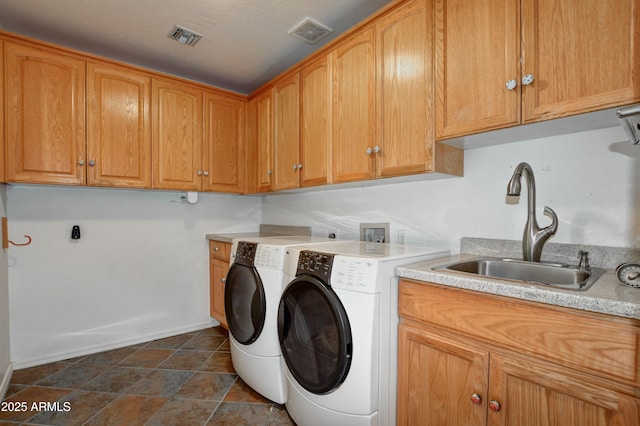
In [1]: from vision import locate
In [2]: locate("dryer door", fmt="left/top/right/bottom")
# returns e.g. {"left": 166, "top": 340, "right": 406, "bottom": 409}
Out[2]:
{"left": 278, "top": 275, "right": 352, "bottom": 394}
{"left": 224, "top": 263, "right": 266, "bottom": 345}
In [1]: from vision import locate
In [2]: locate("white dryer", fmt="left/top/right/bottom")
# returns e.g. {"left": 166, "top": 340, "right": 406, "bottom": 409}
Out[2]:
{"left": 224, "top": 236, "right": 347, "bottom": 404}
{"left": 278, "top": 242, "right": 449, "bottom": 425}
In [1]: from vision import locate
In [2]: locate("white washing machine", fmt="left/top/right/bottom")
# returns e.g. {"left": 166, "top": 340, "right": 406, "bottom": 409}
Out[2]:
{"left": 224, "top": 236, "right": 350, "bottom": 404}
{"left": 278, "top": 242, "right": 449, "bottom": 425}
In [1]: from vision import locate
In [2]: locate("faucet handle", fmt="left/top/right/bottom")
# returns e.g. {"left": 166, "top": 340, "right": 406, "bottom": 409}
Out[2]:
{"left": 578, "top": 250, "right": 591, "bottom": 270}
{"left": 543, "top": 206, "right": 558, "bottom": 236}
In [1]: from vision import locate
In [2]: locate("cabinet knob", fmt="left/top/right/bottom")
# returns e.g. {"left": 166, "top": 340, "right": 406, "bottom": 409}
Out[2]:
{"left": 505, "top": 79, "right": 517, "bottom": 90}
{"left": 221, "top": 278, "right": 226, "bottom": 283}
{"left": 203, "top": 171, "right": 209, "bottom": 176}
{"left": 88, "top": 160, "right": 96, "bottom": 167}
{"left": 489, "top": 400, "right": 502, "bottom": 412}
{"left": 267, "top": 170, "right": 272, "bottom": 175}
{"left": 521, "top": 74, "right": 534, "bottom": 86}
{"left": 297, "top": 164, "right": 302, "bottom": 170}
{"left": 214, "top": 247, "right": 219, "bottom": 252}
{"left": 197, "top": 170, "right": 203, "bottom": 176}
{"left": 470, "top": 393, "right": 482, "bottom": 405}
{"left": 292, "top": 164, "right": 297, "bottom": 170}
{"left": 366, "top": 147, "right": 373, "bottom": 155}
{"left": 373, "top": 146, "right": 381, "bottom": 153}
{"left": 77, "top": 160, "right": 85, "bottom": 166}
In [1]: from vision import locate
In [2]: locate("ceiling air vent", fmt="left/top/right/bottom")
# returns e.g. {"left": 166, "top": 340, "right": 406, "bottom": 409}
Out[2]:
{"left": 168, "top": 25, "right": 202, "bottom": 47}
{"left": 288, "top": 18, "right": 333, "bottom": 44}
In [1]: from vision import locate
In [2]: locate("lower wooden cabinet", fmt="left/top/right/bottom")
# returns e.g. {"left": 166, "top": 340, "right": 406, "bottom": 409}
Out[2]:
{"left": 209, "top": 240, "right": 231, "bottom": 328}
{"left": 397, "top": 279, "right": 640, "bottom": 425}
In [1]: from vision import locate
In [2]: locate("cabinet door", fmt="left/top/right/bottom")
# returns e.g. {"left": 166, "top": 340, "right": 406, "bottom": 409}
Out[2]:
{"left": 377, "top": 0, "right": 434, "bottom": 177}
{"left": 152, "top": 77, "right": 203, "bottom": 190}
{"left": 397, "top": 323, "right": 489, "bottom": 425}
{"left": 300, "top": 56, "right": 330, "bottom": 187}
{"left": 435, "top": 0, "right": 520, "bottom": 139}
{"left": 0, "top": 41, "right": 5, "bottom": 183}
{"left": 273, "top": 74, "right": 301, "bottom": 191}
{"left": 521, "top": 0, "right": 640, "bottom": 122}
{"left": 5, "top": 41, "right": 86, "bottom": 185}
{"left": 203, "top": 92, "right": 245, "bottom": 193}
{"left": 332, "top": 27, "right": 376, "bottom": 183}
{"left": 87, "top": 61, "right": 151, "bottom": 188}
{"left": 255, "top": 89, "right": 274, "bottom": 192}
{"left": 210, "top": 258, "right": 229, "bottom": 329}
{"left": 489, "top": 354, "right": 640, "bottom": 426}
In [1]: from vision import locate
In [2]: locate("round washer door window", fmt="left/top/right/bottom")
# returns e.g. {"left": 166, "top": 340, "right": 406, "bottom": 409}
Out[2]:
{"left": 278, "top": 275, "right": 352, "bottom": 394}
{"left": 224, "top": 263, "right": 266, "bottom": 344}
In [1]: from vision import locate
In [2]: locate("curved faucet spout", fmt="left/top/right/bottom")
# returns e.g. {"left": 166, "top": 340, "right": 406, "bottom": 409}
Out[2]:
{"left": 506, "top": 162, "right": 558, "bottom": 262}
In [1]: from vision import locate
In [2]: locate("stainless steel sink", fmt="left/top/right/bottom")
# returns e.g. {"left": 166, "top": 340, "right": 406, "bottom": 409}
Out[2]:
{"left": 433, "top": 256, "right": 605, "bottom": 291}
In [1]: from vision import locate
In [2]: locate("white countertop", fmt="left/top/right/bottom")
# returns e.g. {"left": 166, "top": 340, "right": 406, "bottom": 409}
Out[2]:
{"left": 396, "top": 254, "right": 640, "bottom": 320}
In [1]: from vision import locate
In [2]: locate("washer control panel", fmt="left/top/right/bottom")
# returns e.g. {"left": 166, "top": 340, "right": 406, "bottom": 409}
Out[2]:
{"left": 234, "top": 241, "right": 258, "bottom": 266}
{"left": 297, "top": 251, "right": 334, "bottom": 282}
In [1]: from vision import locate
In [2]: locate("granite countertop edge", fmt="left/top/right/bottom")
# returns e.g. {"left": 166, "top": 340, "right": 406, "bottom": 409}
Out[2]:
{"left": 396, "top": 254, "right": 640, "bottom": 320}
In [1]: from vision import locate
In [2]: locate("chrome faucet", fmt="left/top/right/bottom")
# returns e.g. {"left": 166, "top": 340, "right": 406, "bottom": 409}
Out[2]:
{"left": 506, "top": 162, "right": 558, "bottom": 262}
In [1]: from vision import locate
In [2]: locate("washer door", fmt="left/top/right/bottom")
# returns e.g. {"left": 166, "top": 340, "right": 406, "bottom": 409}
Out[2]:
{"left": 224, "top": 263, "right": 266, "bottom": 345}
{"left": 278, "top": 275, "right": 352, "bottom": 394}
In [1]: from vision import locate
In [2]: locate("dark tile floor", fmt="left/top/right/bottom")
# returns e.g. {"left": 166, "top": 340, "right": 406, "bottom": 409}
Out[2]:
{"left": 0, "top": 327, "right": 295, "bottom": 425}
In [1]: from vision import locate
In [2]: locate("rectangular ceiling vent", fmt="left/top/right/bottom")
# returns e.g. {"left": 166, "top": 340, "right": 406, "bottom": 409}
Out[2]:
{"left": 289, "top": 18, "right": 333, "bottom": 44}
{"left": 168, "top": 25, "right": 202, "bottom": 47}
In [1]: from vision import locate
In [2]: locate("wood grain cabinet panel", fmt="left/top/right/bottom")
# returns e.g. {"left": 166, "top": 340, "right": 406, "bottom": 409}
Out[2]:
{"left": 397, "top": 279, "right": 640, "bottom": 425}
{"left": 87, "top": 61, "right": 151, "bottom": 188}
{"left": 332, "top": 27, "right": 377, "bottom": 183}
{"left": 5, "top": 41, "right": 86, "bottom": 185}
{"left": 435, "top": 0, "right": 520, "bottom": 139}
{"left": 0, "top": 41, "right": 4, "bottom": 183}
{"left": 300, "top": 55, "right": 331, "bottom": 188}
{"left": 435, "top": 0, "right": 640, "bottom": 139}
{"left": 273, "top": 74, "right": 300, "bottom": 191}
{"left": 254, "top": 89, "right": 274, "bottom": 193}
{"left": 209, "top": 240, "right": 231, "bottom": 329}
{"left": 521, "top": 0, "right": 640, "bottom": 122}
{"left": 376, "top": 0, "right": 436, "bottom": 177}
{"left": 152, "top": 77, "right": 203, "bottom": 190}
{"left": 203, "top": 91, "right": 246, "bottom": 193}
{"left": 397, "top": 324, "right": 489, "bottom": 425}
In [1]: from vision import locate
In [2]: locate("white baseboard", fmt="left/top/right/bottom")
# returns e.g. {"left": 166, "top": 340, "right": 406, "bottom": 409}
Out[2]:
{"left": 12, "top": 320, "right": 217, "bottom": 370}
{"left": 0, "top": 362, "right": 13, "bottom": 400}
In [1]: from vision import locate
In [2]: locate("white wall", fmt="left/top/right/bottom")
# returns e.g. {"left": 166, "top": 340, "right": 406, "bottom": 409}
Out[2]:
{"left": 262, "top": 126, "right": 640, "bottom": 253}
{"left": 7, "top": 185, "right": 261, "bottom": 368}
{"left": 0, "top": 184, "right": 11, "bottom": 397}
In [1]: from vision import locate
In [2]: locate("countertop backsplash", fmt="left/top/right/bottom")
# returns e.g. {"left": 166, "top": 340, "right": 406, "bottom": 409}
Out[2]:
{"left": 461, "top": 238, "right": 640, "bottom": 270}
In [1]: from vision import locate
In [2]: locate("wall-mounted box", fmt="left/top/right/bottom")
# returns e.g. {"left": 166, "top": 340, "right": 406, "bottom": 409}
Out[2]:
{"left": 360, "top": 222, "right": 390, "bottom": 243}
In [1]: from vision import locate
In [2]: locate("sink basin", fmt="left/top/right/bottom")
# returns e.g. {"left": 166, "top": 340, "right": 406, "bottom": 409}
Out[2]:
{"left": 433, "top": 256, "right": 605, "bottom": 291}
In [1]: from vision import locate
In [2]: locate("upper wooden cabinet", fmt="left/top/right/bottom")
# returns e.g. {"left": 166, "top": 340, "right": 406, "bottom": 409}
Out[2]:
{"left": 273, "top": 73, "right": 301, "bottom": 191}
{"left": 520, "top": 0, "right": 639, "bottom": 122}
{"left": 203, "top": 91, "right": 246, "bottom": 193}
{"left": 152, "top": 77, "right": 203, "bottom": 190}
{"left": 87, "top": 61, "right": 151, "bottom": 188}
{"left": 0, "top": 42, "right": 5, "bottom": 183}
{"left": 300, "top": 55, "right": 331, "bottom": 188}
{"left": 5, "top": 41, "right": 86, "bottom": 185}
{"left": 253, "top": 89, "right": 274, "bottom": 193}
{"left": 435, "top": 0, "right": 520, "bottom": 139}
{"left": 435, "top": 0, "right": 640, "bottom": 139}
{"left": 332, "top": 27, "right": 377, "bottom": 184}
{"left": 376, "top": 0, "right": 462, "bottom": 178}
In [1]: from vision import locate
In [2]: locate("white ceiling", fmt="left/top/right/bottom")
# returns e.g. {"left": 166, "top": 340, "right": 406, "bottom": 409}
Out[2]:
{"left": 0, "top": 0, "right": 393, "bottom": 94}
